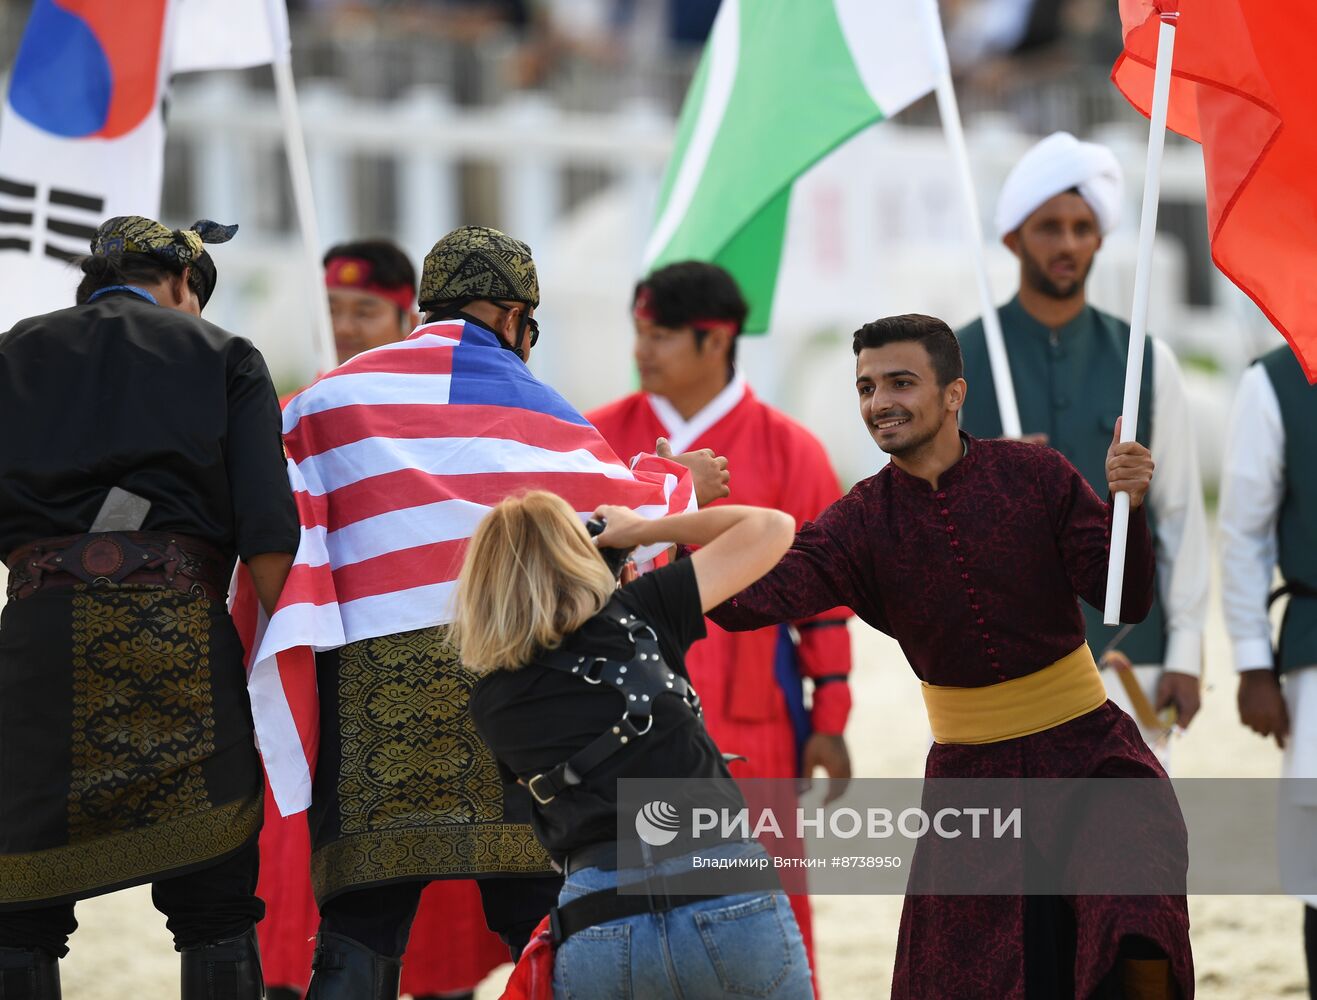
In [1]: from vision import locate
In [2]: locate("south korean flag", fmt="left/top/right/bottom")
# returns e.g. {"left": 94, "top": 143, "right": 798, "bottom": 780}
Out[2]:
{"left": 0, "top": 0, "right": 293, "bottom": 331}
{"left": 0, "top": 0, "right": 173, "bottom": 330}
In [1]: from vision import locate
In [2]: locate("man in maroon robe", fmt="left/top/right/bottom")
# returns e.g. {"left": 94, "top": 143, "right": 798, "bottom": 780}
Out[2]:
{"left": 708, "top": 314, "right": 1192, "bottom": 999}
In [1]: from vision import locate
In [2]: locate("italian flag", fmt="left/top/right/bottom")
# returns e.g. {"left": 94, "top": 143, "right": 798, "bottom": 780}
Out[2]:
{"left": 644, "top": 0, "right": 950, "bottom": 332}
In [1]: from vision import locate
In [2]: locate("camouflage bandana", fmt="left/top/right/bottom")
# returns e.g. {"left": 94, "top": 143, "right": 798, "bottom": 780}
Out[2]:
{"left": 90, "top": 216, "right": 237, "bottom": 307}
{"left": 419, "top": 225, "right": 539, "bottom": 312}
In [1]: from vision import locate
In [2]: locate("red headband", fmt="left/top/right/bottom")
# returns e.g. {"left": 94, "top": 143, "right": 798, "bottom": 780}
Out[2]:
{"left": 326, "top": 256, "right": 415, "bottom": 313}
{"left": 632, "top": 288, "right": 740, "bottom": 335}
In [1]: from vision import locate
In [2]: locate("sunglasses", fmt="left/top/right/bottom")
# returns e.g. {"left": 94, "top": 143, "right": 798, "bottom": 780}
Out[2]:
{"left": 494, "top": 300, "right": 539, "bottom": 348}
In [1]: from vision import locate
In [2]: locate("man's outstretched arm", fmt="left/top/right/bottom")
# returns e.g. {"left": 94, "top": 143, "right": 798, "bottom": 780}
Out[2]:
{"left": 707, "top": 492, "right": 870, "bottom": 632}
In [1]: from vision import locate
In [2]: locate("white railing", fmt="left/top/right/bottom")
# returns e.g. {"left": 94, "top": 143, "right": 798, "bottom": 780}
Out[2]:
{"left": 162, "top": 75, "right": 1266, "bottom": 488}
{"left": 168, "top": 76, "right": 673, "bottom": 268}
{"left": 167, "top": 74, "right": 1219, "bottom": 272}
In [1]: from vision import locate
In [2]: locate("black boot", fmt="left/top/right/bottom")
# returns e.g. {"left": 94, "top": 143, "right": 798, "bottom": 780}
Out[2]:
{"left": 305, "top": 932, "right": 401, "bottom": 1000}
{"left": 180, "top": 927, "right": 265, "bottom": 999}
{"left": 0, "top": 948, "right": 60, "bottom": 1000}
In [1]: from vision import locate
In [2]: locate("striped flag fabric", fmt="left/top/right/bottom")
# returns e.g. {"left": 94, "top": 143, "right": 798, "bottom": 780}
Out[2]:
{"left": 643, "top": 0, "right": 949, "bottom": 331}
{"left": 237, "top": 321, "right": 697, "bottom": 815}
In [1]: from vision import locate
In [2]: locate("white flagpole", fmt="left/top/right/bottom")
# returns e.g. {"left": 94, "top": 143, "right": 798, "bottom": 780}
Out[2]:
{"left": 266, "top": 2, "right": 337, "bottom": 375}
{"left": 1104, "top": 10, "right": 1178, "bottom": 625}
{"left": 927, "top": 3, "right": 1022, "bottom": 439}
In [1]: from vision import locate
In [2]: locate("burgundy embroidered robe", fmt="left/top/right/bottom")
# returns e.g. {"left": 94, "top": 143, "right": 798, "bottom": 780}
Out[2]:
{"left": 709, "top": 436, "right": 1193, "bottom": 998}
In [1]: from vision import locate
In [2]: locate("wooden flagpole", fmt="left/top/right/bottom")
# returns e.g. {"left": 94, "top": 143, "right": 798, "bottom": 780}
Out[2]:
{"left": 1104, "top": 7, "right": 1178, "bottom": 625}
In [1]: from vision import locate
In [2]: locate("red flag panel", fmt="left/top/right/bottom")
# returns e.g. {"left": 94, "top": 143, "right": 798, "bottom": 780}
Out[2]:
{"left": 1113, "top": 1, "right": 1317, "bottom": 381}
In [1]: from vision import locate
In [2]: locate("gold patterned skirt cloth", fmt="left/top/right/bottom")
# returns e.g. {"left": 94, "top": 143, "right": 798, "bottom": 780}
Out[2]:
{"left": 308, "top": 625, "right": 552, "bottom": 906}
{"left": 0, "top": 585, "right": 263, "bottom": 909}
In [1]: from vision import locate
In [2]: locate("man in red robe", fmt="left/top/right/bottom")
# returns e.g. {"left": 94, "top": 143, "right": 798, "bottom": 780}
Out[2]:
{"left": 587, "top": 261, "right": 854, "bottom": 974}
{"left": 709, "top": 314, "right": 1192, "bottom": 999}
{"left": 260, "top": 239, "right": 507, "bottom": 1000}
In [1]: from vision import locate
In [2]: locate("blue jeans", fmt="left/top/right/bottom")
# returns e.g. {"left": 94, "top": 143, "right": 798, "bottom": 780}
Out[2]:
{"left": 552, "top": 841, "right": 814, "bottom": 999}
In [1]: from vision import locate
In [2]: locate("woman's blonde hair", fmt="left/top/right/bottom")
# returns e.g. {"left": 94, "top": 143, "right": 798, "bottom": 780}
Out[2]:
{"left": 452, "top": 490, "right": 616, "bottom": 673}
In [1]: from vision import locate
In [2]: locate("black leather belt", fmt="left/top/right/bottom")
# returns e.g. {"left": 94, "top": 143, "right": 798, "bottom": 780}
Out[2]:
{"left": 563, "top": 841, "right": 620, "bottom": 876}
{"left": 6, "top": 530, "right": 231, "bottom": 603}
{"left": 551, "top": 886, "right": 738, "bottom": 945}
{"left": 551, "top": 840, "right": 775, "bottom": 944}
{"left": 1268, "top": 581, "right": 1317, "bottom": 674}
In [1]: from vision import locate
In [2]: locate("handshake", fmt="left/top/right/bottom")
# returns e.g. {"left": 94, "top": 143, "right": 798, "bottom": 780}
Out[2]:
{"left": 655, "top": 436, "right": 730, "bottom": 507}
{"left": 587, "top": 436, "right": 730, "bottom": 580}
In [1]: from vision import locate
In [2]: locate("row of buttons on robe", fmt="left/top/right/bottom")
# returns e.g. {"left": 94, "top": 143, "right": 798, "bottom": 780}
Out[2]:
{"left": 935, "top": 489, "right": 1006, "bottom": 682}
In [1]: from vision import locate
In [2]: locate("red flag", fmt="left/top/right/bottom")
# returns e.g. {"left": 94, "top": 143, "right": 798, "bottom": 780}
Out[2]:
{"left": 1113, "top": 1, "right": 1317, "bottom": 381}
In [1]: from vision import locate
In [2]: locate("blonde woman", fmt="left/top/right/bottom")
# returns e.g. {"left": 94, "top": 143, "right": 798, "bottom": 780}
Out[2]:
{"left": 455, "top": 491, "right": 814, "bottom": 999}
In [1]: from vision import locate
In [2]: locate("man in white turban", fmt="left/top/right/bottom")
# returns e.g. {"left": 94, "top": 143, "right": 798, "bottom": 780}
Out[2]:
{"left": 956, "top": 132, "right": 1208, "bottom": 768}
{"left": 992, "top": 131, "right": 1124, "bottom": 241}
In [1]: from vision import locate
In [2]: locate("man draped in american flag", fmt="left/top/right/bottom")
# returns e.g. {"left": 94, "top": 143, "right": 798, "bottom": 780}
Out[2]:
{"left": 237, "top": 226, "right": 726, "bottom": 997}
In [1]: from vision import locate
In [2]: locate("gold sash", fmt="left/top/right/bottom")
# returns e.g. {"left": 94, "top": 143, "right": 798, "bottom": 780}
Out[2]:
{"left": 921, "top": 644, "right": 1107, "bottom": 745}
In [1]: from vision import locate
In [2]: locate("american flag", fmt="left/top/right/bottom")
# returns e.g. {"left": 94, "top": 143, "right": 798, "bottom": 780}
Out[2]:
{"left": 233, "top": 320, "right": 696, "bottom": 815}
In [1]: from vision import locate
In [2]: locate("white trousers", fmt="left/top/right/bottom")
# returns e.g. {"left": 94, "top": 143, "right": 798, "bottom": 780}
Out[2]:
{"left": 1280, "top": 665, "right": 1317, "bottom": 907}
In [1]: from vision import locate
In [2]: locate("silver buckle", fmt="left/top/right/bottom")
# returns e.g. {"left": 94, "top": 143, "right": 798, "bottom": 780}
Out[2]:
{"left": 620, "top": 711, "right": 654, "bottom": 736}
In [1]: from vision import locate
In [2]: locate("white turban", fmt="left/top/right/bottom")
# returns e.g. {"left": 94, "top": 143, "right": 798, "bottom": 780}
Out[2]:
{"left": 994, "top": 132, "right": 1124, "bottom": 239}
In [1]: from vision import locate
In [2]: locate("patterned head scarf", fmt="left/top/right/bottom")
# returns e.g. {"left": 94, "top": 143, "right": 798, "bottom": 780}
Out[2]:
{"left": 90, "top": 216, "right": 238, "bottom": 308}
{"left": 419, "top": 225, "right": 539, "bottom": 313}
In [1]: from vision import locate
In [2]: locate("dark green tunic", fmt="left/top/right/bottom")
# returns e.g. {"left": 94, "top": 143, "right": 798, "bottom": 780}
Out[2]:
{"left": 1259, "top": 346, "right": 1317, "bottom": 673}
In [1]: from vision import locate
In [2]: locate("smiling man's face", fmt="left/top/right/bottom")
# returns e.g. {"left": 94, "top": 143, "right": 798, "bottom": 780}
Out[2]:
{"left": 855, "top": 340, "right": 958, "bottom": 457}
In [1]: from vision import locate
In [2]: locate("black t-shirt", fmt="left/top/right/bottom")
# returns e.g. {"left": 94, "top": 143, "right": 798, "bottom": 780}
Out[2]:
{"left": 0, "top": 292, "right": 299, "bottom": 562}
{"left": 470, "top": 558, "right": 743, "bottom": 861}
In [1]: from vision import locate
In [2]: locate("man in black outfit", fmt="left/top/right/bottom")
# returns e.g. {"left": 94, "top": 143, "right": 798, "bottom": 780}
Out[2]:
{"left": 0, "top": 215, "right": 299, "bottom": 1000}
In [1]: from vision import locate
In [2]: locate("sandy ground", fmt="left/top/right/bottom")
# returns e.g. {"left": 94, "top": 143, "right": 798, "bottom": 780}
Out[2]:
{"left": 35, "top": 545, "right": 1313, "bottom": 999}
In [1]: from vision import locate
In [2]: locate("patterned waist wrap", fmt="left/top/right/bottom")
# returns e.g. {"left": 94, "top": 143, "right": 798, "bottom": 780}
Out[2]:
{"left": 307, "top": 625, "right": 552, "bottom": 905}
{"left": 0, "top": 572, "right": 262, "bottom": 908}
{"left": 921, "top": 644, "right": 1108, "bottom": 745}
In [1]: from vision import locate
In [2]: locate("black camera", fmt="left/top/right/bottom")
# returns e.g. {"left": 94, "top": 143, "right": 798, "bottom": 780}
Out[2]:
{"left": 586, "top": 516, "right": 635, "bottom": 580}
